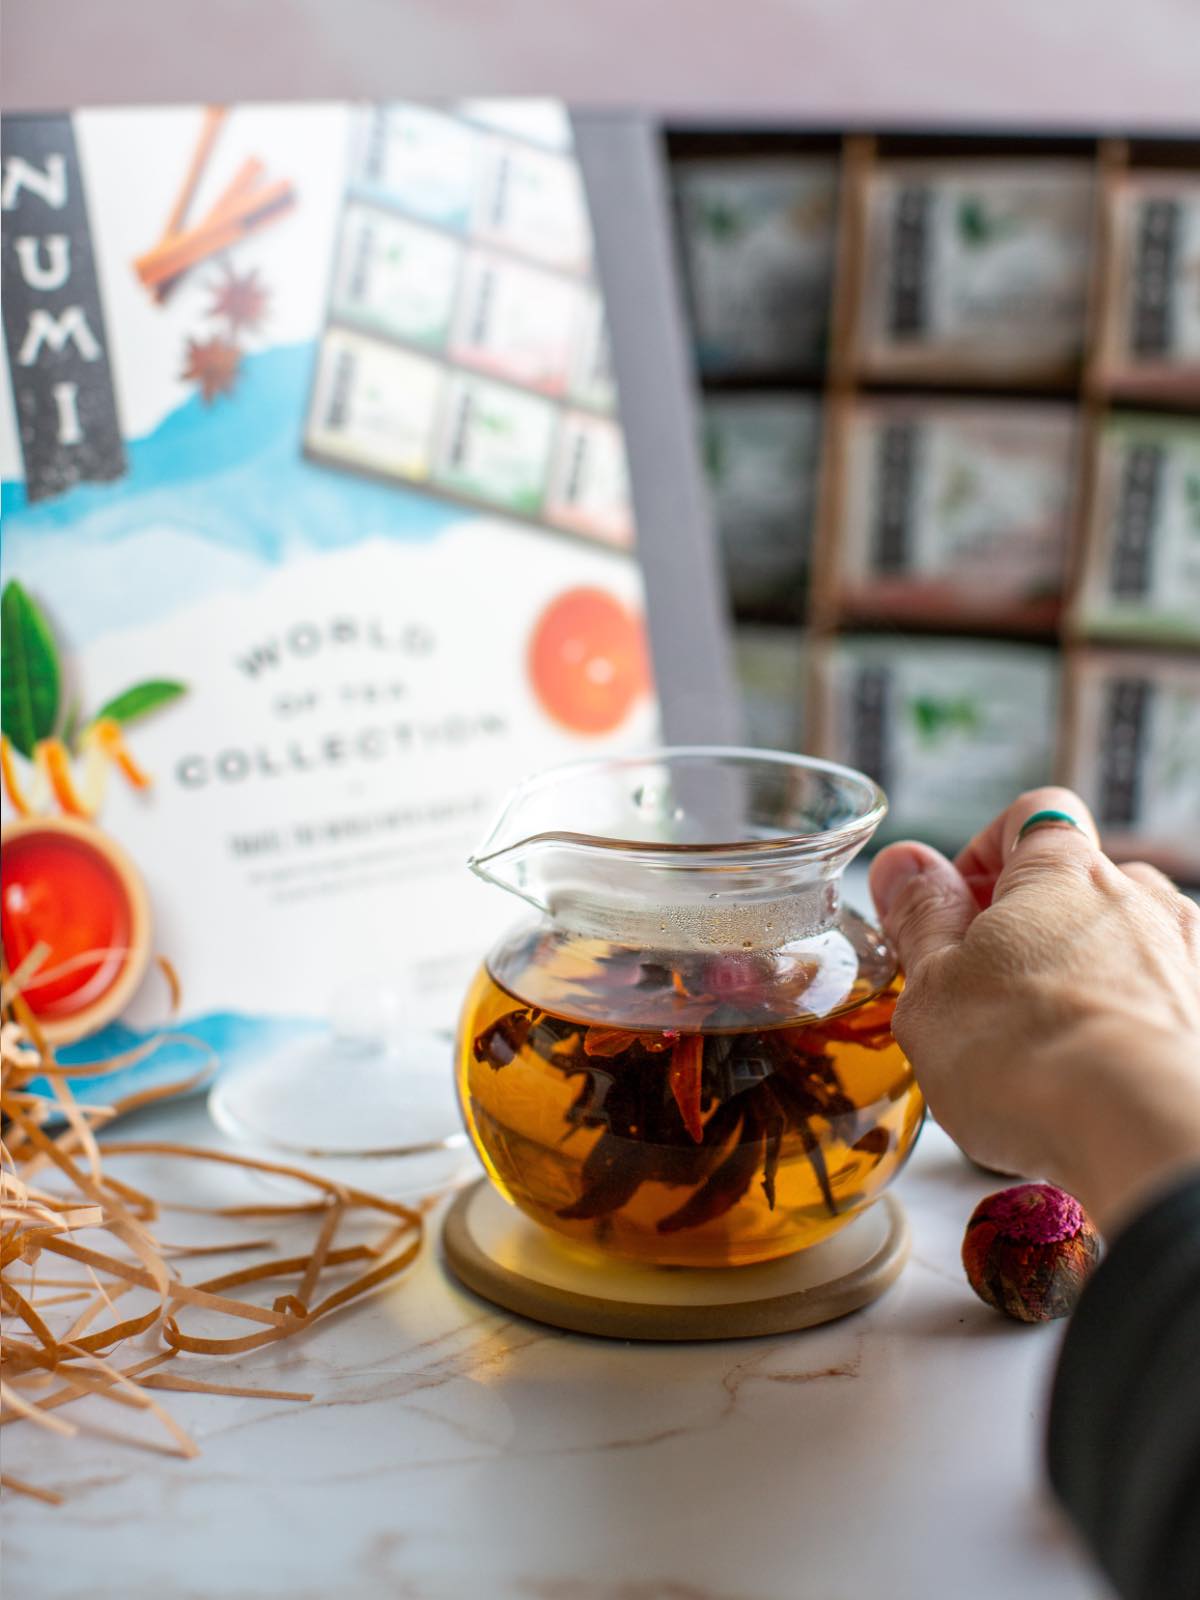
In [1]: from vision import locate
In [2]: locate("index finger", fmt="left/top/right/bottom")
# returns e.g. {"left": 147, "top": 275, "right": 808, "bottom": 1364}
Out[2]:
{"left": 953, "top": 787, "right": 1101, "bottom": 907}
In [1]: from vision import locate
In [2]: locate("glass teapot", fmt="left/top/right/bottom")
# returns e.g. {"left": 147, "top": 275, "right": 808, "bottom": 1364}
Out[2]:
{"left": 456, "top": 748, "right": 924, "bottom": 1268}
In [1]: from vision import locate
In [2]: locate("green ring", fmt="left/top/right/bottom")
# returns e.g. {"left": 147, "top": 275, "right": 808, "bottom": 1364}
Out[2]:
{"left": 1016, "top": 808, "right": 1083, "bottom": 844}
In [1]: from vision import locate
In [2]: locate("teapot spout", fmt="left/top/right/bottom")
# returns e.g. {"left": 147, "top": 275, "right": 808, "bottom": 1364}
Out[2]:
{"left": 467, "top": 770, "right": 569, "bottom": 913}
{"left": 468, "top": 835, "right": 553, "bottom": 915}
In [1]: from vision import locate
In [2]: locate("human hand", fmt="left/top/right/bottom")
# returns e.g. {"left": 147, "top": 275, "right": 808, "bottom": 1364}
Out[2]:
{"left": 869, "top": 788, "right": 1200, "bottom": 1236}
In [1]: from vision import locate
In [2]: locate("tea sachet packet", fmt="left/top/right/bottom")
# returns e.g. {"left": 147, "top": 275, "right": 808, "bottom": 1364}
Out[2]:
{"left": 448, "top": 248, "right": 604, "bottom": 399}
{"left": 427, "top": 370, "right": 560, "bottom": 517}
{"left": 1068, "top": 651, "right": 1200, "bottom": 882}
{"left": 306, "top": 101, "right": 632, "bottom": 546}
{"left": 702, "top": 394, "right": 820, "bottom": 619}
{"left": 329, "top": 203, "right": 461, "bottom": 349}
{"left": 836, "top": 399, "right": 1075, "bottom": 627}
{"left": 857, "top": 162, "right": 1094, "bottom": 379}
{"left": 1101, "top": 174, "right": 1200, "bottom": 396}
{"left": 307, "top": 330, "right": 448, "bottom": 481}
{"left": 732, "top": 626, "right": 807, "bottom": 752}
{"left": 815, "top": 635, "right": 1058, "bottom": 846}
{"left": 1075, "top": 414, "right": 1200, "bottom": 646}
{"left": 348, "top": 102, "right": 592, "bottom": 273}
{"left": 307, "top": 304, "right": 630, "bottom": 543}
{"left": 541, "top": 413, "right": 635, "bottom": 547}
{"left": 674, "top": 156, "right": 839, "bottom": 374}
{"left": 329, "top": 180, "right": 608, "bottom": 395}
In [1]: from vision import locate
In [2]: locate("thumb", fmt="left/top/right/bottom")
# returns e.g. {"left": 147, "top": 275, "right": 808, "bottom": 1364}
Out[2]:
{"left": 869, "top": 841, "right": 977, "bottom": 974}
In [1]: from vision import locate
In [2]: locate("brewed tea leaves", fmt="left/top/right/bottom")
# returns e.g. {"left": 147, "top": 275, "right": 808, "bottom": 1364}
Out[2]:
{"left": 806, "top": 1000, "right": 896, "bottom": 1051}
{"left": 561, "top": 1070, "right": 612, "bottom": 1136}
{"left": 851, "top": 1128, "right": 891, "bottom": 1158}
{"left": 557, "top": 1131, "right": 656, "bottom": 1220}
{"left": 799, "top": 1121, "right": 837, "bottom": 1217}
{"left": 584, "top": 1026, "right": 673, "bottom": 1057}
{"left": 635, "top": 962, "right": 675, "bottom": 990}
{"left": 473, "top": 1009, "right": 540, "bottom": 1069}
{"left": 667, "top": 1034, "right": 705, "bottom": 1143}
{"left": 540, "top": 1014, "right": 875, "bottom": 1226}
{"left": 760, "top": 1102, "right": 786, "bottom": 1211}
{"left": 473, "top": 951, "right": 902, "bottom": 1236}
{"left": 765, "top": 1077, "right": 839, "bottom": 1216}
{"left": 657, "top": 1105, "right": 766, "bottom": 1234}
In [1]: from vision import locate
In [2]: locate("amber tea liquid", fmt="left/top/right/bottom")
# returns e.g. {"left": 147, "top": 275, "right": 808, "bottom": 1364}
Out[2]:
{"left": 457, "top": 931, "right": 924, "bottom": 1268}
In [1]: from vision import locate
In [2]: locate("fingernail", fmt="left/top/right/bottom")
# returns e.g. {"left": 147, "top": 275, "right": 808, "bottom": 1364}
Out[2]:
{"left": 870, "top": 846, "right": 925, "bottom": 922}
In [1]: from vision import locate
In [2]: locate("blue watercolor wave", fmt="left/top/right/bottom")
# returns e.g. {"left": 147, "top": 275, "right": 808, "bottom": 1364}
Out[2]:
{"left": 31, "top": 1009, "right": 323, "bottom": 1110}
{"left": 1, "top": 342, "right": 461, "bottom": 643}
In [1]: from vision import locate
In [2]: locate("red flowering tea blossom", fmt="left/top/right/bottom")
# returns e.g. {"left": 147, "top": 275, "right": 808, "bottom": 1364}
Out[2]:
{"left": 962, "top": 1184, "right": 1101, "bottom": 1323}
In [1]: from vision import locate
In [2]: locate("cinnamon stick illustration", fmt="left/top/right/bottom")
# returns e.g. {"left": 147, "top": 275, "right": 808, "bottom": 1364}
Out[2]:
{"left": 136, "top": 106, "right": 294, "bottom": 301}
{"left": 161, "top": 105, "right": 227, "bottom": 241}
{"left": 137, "top": 180, "right": 295, "bottom": 292}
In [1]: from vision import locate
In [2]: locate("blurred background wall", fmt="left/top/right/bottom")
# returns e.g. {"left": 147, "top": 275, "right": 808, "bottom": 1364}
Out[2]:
{"left": 5, "top": 0, "right": 1198, "bottom": 878}
{"left": 3, "top": 0, "right": 1198, "bottom": 125}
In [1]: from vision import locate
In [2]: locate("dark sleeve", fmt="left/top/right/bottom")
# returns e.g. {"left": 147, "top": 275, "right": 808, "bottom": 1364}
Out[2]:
{"left": 1047, "top": 1172, "right": 1200, "bottom": 1600}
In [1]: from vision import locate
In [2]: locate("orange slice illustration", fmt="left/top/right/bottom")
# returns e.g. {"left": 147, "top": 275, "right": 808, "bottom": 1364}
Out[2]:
{"left": 528, "top": 587, "right": 650, "bottom": 736}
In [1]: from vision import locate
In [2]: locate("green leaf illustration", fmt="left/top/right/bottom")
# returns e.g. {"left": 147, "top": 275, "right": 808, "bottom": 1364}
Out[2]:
{"left": 92, "top": 679, "right": 187, "bottom": 726}
{"left": 938, "top": 462, "right": 977, "bottom": 516}
{"left": 910, "top": 694, "right": 981, "bottom": 744}
{"left": 701, "top": 200, "right": 742, "bottom": 243}
{"left": 1, "top": 580, "right": 62, "bottom": 758}
{"left": 957, "top": 198, "right": 1018, "bottom": 250}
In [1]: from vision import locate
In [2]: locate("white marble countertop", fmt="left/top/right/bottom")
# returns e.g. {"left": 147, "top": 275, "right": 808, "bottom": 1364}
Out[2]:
{"left": 5, "top": 1095, "right": 1112, "bottom": 1600}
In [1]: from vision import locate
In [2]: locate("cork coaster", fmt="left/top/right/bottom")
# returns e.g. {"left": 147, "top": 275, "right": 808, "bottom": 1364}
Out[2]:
{"left": 441, "top": 1180, "right": 910, "bottom": 1341}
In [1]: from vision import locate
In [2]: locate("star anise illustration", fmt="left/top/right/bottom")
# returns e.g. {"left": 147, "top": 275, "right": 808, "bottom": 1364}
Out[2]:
{"left": 181, "top": 334, "right": 241, "bottom": 404}
{"left": 207, "top": 265, "right": 270, "bottom": 335}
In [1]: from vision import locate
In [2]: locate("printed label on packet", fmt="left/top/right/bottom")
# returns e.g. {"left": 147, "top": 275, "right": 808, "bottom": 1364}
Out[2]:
{"left": 328, "top": 203, "right": 463, "bottom": 349}
{"left": 305, "top": 328, "right": 443, "bottom": 480}
{"left": 1111, "top": 178, "right": 1200, "bottom": 378}
{"left": 1069, "top": 653, "right": 1200, "bottom": 878}
{"left": 348, "top": 104, "right": 480, "bottom": 232}
{"left": 431, "top": 371, "right": 557, "bottom": 516}
{"left": 702, "top": 394, "right": 819, "bottom": 617}
{"left": 818, "top": 636, "right": 1058, "bottom": 847}
{"left": 449, "top": 248, "right": 582, "bottom": 394}
{"left": 567, "top": 290, "right": 617, "bottom": 412}
{"left": 674, "top": 157, "right": 838, "bottom": 374}
{"left": 544, "top": 411, "right": 634, "bottom": 547}
{"left": 1077, "top": 415, "right": 1200, "bottom": 645}
{"left": 839, "top": 401, "right": 1074, "bottom": 618}
{"left": 859, "top": 163, "right": 1094, "bottom": 376}
{"left": 732, "top": 626, "right": 806, "bottom": 752}
{"left": 471, "top": 134, "right": 592, "bottom": 274}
